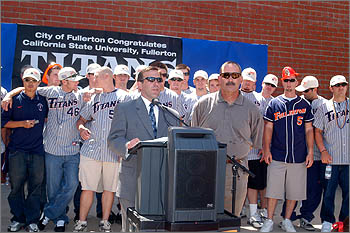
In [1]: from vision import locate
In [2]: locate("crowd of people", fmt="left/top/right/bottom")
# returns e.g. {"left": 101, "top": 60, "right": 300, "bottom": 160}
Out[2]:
{"left": 1, "top": 60, "right": 349, "bottom": 233}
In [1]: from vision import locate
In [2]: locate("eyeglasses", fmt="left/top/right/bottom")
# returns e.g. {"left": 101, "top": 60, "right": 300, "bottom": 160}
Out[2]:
{"left": 160, "top": 73, "right": 168, "bottom": 78}
{"left": 144, "top": 77, "right": 163, "bottom": 83}
{"left": 183, "top": 72, "right": 190, "bottom": 76}
{"left": 264, "top": 83, "right": 277, "bottom": 88}
{"left": 283, "top": 79, "right": 297, "bottom": 83}
{"left": 169, "top": 78, "right": 183, "bottom": 82}
{"left": 303, "top": 88, "right": 314, "bottom": 93}
{"left": 332, "top": 83, "right": 348, "bottom": 87}
{"left": 220, "top": 72, "right": 241, "bottom": 79}
{"left": 23, "top": 78, "right": 38, "bottom": 83}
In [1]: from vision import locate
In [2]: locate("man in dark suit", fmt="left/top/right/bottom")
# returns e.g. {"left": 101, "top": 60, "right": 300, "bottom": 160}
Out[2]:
{"left": 107, "top": 66, "right": 180, "bottom": 231}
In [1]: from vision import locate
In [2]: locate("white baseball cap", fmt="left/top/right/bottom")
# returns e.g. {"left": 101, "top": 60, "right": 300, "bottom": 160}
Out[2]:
{"left": 263, "top": 74, "right": 278, "bottom": 87}
{"left": 295, "top": 76, "right": 319, "bottom": 92}
{"left": 208, "top": 73, "right": 219, "bottom": 81}
{"left": 22, "top": 68, "right": 41, "bottom": 82}
{"left": 114, "top": 64, "right": 130, "bottom": 76}
{"left": 194, "top": 70, "right": 208, "bottom": 80}
{"left": 58, "top": 67, "right": 85, "bottom": 81}
{"left": 86, "top": 63, "right": 101, "bottom": 74}
{"left": 242, "top": 67, "right": 257, "bottom": 82}
{"left": 330, "top": 75, "right": 348, "bottom": 86}
{"left": 169, "top": 69, "right": 184, "bottom": 80}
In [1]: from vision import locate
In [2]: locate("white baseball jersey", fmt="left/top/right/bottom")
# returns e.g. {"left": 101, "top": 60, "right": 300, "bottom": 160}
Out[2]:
{"left": 159, "top": 87, "right": 179, "bottom": 110}
{"left": 302, "top": 95, "right": 327, "bottom": 161}
{"left": 183, "top": 86, "right": 196, "bottom": 95}
{"left": 37, "top": 86, "right": 83, "bottom": 156}
{"left": 313, "top": 97, "right": 349, "bottom": 165}
{"left": 79, "top": 89, "right": 131, "bottom": 162}
{"left": 177, "top": 92, "right": 198, "bottom": 125}
{"left": 1, "top": 87, "right": 8, "bottom": 154}
{"left": 242, "top": 91, "right": 272, "bottom": 160}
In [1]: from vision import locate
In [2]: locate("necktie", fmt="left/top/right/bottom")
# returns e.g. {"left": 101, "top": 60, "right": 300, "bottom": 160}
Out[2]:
{"left": 149, "top": 103, "right": 157, "bottom": 138}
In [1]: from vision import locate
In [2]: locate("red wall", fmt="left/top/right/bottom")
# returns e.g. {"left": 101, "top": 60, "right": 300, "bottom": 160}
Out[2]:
{"left": 2, "top": 1, "right": 349, "bottom": 98}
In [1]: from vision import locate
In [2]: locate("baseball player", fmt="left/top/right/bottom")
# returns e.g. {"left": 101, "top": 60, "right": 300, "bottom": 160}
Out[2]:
{"left": 260, "top": 66, "right": 314, "bottom": 232}
{"left": 208, "top": 73, "right": 220, "bottom": 93}
{"left": 74, "top": 67, "right": 130, "bottom": 232}
{"left": 175, "top": 63, "right": 196, "bottom": 94}
{"left": 113, "top": 64, "right": 130, "bottom": 92}
{"left": 191, "top": 70, "right": 209, "bottom": 99}
{"left": 313, "top": 75, "right": 349, "bottom": 232}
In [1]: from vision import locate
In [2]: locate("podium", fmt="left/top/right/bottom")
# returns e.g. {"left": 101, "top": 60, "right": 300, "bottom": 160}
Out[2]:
{"left": 127, "top": 127, "right": 240, "bottom": 231}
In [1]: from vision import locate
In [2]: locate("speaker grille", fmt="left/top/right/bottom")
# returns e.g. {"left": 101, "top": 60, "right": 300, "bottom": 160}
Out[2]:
{"left": 175, "top": 150, "right": 216, "bottom": 210}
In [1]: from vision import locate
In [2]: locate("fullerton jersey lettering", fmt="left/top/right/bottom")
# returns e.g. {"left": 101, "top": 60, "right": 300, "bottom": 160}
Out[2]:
{"left": 80, "top": 89, "right": 130, "bottom": 162}
{"left": 313, "top": 98, "right": 349, "bottom": 165}
{"left": 37, "top": 86, "right": 83, "bottom": 156}
{"left": 264, "top": 95, "right": 314, "bottom": 163}
{"left": 159, "top": 87, "right": 178, "bottom": 110}
{"left": 242, "top": 91, "right": 272, "bottom": 160}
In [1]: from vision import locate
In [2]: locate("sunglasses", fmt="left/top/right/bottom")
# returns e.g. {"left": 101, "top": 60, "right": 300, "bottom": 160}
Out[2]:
{"left": 220, "top": 72, "right": 241, "bottom": 79}
{"left": 183, "top": 72, "right": 190, "bottom": 76}
{"left": 332, "top": 83, "right": 348, "bottom": 87}
{"left": 64, "top": 73, "right": 80, "bottom": 80}
{"left": 144, "top": 77, "right": 163, "bottom": 83}
{"left": 160, "top": 73, "right": 168, "bottom": 78}
{"left": 283, "top": 79, "right": 297, "bottom": 83}
{"left": 265, "top": 83, "right": 277, "bottom": 88}
{"left": 23, "top": 78, "right": 38, "bottom": 83}
{"left": 303, "top": 88, "right": 314, "bottom": 93}
{"left": 169, "top": 78, "right": 183, "bottom": 82}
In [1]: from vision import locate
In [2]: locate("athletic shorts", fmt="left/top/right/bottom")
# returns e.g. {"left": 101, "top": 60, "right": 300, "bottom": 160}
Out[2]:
{"left": 79, "top": 155, "right": 119, "bottom": 193}
{"left": 247, "top": 159, "right": 267, "bottom": 190}
{"left": 265, "top": 160, "right": 307, "bottom": 200}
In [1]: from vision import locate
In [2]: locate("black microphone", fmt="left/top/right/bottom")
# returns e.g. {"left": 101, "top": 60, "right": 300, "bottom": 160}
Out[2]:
{"left": 152, "top": 98, "right": 189, "bottom": 127}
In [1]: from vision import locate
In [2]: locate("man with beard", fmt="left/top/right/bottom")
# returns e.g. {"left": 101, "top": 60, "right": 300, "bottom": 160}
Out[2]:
{"left": 191, "top": 61, "right": 264, "bottom": 217}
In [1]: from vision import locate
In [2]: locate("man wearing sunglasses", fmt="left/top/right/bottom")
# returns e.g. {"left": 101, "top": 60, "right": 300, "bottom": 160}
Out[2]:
{"left": 2, "top": 68, "right": 49, "bottom": 232}
{"left": 108, "top": 66, "right": 181, "bottom": 232}
{"left": 260, "top": 66, "right": 314, "bottom": 232}
{"left": 176, "top": 63, "right": 195, "bottom": 95}
{"left": 277, "top": 75, "right": 326, "bottom": 231}
{"left": 191, "top": 61, "right": 264, "bottom": 218}
{"left": 168, "top": 69, "right": 197, "bottom": 125}
{"left": 313, "top": 75, "right": 349, "bottom": 232}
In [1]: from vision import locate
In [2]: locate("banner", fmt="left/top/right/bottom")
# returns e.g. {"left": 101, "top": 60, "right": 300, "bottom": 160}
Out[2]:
{"left": 1, "top": 23, "right": 17, "bottom": 91}
{"left": 183, "top": 38, "right": 268, "bottom": 92}
{"left": 11, "top": 24, "right": 182, "bottom": 88}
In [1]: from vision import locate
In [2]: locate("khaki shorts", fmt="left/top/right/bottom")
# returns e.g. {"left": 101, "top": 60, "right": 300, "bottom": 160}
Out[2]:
{"left": 265, "top": 160, "right": 306, "bottom": 200}
{"left": 79, "top": 155, "right": 119, "bottom": 193}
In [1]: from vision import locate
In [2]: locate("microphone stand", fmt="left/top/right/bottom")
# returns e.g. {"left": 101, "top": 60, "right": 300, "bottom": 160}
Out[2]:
{"left": 152, "top": 99, "right": 189, "bottom": 127}
{"left": 226, "top": 155, "right": 255, "bottom": 217}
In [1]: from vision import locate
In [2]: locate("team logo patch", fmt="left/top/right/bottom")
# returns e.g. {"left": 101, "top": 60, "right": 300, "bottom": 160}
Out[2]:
{"left": 37, "top": 103, "right": 44, "bottom": 111}
{"left": 284, "top": 69, "right": 290, "bottom": 77}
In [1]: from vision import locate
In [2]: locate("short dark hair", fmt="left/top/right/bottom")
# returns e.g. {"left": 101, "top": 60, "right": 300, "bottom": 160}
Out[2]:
{"left": 149, "top": 61, "right": 168, "bottom": 73}
{"left": 138, "top": 66, "right": 160, "bottom": 82}
{"left": 20, "top": 65, "right": 33, "bottom": 78}
{"left": 219, "top": 61, "right": 242, "bottom": 73}
{"left": 47, "top": 64, "right": 62, "bottom": 76}
{"left": 176, "top": 63, "right": 190, "bottom": 72}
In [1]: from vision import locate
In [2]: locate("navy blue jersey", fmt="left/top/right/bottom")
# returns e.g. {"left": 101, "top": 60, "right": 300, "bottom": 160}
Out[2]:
{"left": 264, "top": 95, "right": 314, "bottom": 163}
{"left": 1, "top": 91, "right": 48, "bottom": 154}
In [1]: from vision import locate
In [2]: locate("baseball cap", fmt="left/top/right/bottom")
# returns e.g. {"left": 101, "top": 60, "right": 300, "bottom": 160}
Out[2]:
{"left": 282, "top": 66, "right": 299, "bottom": 80}
{"left": 169, "top": 69, "right": 184, "bottom": 80}
{"left": 208, "top": 73, "right": 219, "bottom": 81}
{"left": 58, "top": 67, "right": 85, "bottom": 81}
{"left": 114, "top": 64, "right": 130, "bottom": 76}
{"left": 193, "top": 70, "right": 208, "bottom": 80}
{"left": 22, "top": 68, "right": 41, "bottom": 82}
{"left": 295, "top": 76, "right": 319, "bottom": 92}
{"left": 263, "top": 74, "right": 278, "bottom": 87}
{"left": 242, "top": 67, "right": 257, "bottom": 82}
{"left": 330, "top": 75, "right": 348, "bottom": 86}
{"left": 86, "top": 63, "right": 101, "bottom": 74}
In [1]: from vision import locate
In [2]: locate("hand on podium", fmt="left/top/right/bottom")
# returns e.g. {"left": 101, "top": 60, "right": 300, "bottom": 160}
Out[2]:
{"left": 127, "top": 138, "right": 140, "bottom": 150}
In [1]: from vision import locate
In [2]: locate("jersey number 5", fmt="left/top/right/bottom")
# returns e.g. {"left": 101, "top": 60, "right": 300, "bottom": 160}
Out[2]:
{"left": 297, "top": 116, "right": 303, "bottom": 126}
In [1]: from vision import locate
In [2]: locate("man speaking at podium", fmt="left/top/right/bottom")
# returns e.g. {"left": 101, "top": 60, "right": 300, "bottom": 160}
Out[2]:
{"left": 107, "top": 66, "right": 180, "bottom": 231}
{"left": 191, "top": 61, "right": 264, "bottom": 217}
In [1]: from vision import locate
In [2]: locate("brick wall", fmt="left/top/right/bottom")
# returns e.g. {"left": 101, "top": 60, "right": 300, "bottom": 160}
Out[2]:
{"left": 2, "top": 1, "right": 349, "bottom": 98}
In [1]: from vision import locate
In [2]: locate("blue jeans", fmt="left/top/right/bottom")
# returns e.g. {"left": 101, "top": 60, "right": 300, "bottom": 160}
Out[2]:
{"left": 320, "top": 164, "right": 349, "bottom": 223}
{"left": 7, "top": 150, "right": 44, "bottom": 224}
{"left": 44, "top": 152, "right": 79, "bottom": 224}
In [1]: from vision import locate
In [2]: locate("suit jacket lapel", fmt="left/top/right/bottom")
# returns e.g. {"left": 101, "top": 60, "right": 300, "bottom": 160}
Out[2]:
{"left": 157, "top": 107, "right": 169, "bottom": 137}
{"left": 135, "top": 97, "right": 154, "bottom": 138}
